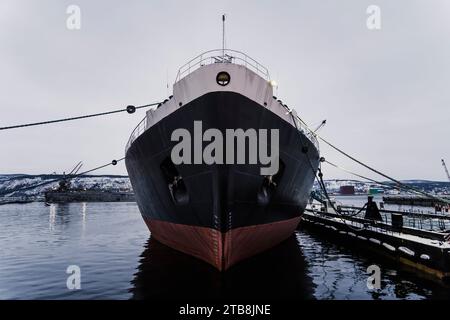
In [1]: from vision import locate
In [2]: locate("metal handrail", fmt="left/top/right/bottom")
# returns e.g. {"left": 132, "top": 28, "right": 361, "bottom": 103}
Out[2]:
{"left": 175, "top": 49, "right": 270, "bottom": 82}
{"left": 125, "top": 109, "right": 319, "bottom": 153}
{"left": 125, "top": 115, "right": 147, "bottom": 152}
{"left": 298, "top": 117, "right": 320, "bottom": 151}
{"left": 283, "top": 105, "right": 319, "bottom": 150}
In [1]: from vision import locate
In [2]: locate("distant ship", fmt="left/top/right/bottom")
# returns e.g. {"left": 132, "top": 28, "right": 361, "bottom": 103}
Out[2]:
{"left": 125, "top": 49, "right": 319, "bottom": 270}
{"left": 44, "top": 179, "right": 135, "bottom": 203}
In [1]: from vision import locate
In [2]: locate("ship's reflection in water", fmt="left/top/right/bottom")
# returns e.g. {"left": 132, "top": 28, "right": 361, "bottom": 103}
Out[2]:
{"left": 130, "top": 229, "right": 450, "bottom": 300}
{"left": 130, "top": 235, "right": 315, "bottom": 300}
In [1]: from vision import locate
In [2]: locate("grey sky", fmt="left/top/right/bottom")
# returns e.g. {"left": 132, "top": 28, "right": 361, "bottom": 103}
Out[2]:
{"left": 0, "top": 0, "right": 449, "bottom": 180}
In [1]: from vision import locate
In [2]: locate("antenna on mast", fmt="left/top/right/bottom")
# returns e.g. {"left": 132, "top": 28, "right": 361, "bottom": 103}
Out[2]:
{"left": 222, "top": 14, "right": 226, "bottom": 58}
{"left": 166, "top": 68, "right": 169, "bottom": 96}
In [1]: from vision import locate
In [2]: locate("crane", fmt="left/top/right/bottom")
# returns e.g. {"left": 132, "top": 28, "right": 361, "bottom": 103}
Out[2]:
{"left": 442, "top": 159, "right": 450, "bottom": 182}
{"left": 57, "top": 161, "right": 83, "bottom": 191}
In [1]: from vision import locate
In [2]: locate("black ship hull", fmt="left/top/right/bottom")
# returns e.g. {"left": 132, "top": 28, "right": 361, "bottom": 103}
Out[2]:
{"left": 126, "top": 91, "right": 319, "bottom": 270}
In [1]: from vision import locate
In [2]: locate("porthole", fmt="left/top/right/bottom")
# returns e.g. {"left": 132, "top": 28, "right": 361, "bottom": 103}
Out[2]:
{"left": 216, "top": 71, "right": 230, "bottom": 86}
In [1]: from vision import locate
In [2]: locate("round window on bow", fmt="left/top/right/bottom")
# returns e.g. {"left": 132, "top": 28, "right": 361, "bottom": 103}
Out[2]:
{"left": 216, "top": 71, "right": 230, "bottom": 86}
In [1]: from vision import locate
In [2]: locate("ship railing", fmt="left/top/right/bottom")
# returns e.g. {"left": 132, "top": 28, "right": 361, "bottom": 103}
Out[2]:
{"left": 125, "top": 104, "right": 320, "bottom": 153}
{"left": 125, "top": 115, "right": 148, "bottom": 152}
{"left": 175, "top": 49, "right": 270, "bottom": 82}
{"left": 126, "top": 116, "right": 319, "bottom": 155}
{"left": 284, "top": 106, "right": 320, "bottom": 150}
{"left": 300, "top": 124, "right": 320, "bottom": 151}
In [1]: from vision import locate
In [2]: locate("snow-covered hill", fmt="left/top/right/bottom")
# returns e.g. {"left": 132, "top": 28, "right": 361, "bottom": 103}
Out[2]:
{"left": 0, "top": 174, "right": 448, "bottom": 198}
{"left": 0, "top": 175, "right": 132, "bottom": 197}
{"left": 312, "top": 179, "right": 450, "bottom": 195}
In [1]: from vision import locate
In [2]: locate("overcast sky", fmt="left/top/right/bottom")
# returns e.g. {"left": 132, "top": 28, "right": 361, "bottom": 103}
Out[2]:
{"left": 0, "top": 0, "right": 449, "bottom": 181}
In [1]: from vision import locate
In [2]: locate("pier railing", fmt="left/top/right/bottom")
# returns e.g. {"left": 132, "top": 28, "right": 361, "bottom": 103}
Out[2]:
{"left": 175, "top": 49, "right": 270, "bottom": 82}
{"left": 309, "top": 202, "right": 450, "bottom": 235}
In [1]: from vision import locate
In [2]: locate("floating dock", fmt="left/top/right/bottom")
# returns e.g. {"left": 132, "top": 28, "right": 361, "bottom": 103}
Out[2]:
{"left": 301, "top": 197, "right": 450, "bottom": 280}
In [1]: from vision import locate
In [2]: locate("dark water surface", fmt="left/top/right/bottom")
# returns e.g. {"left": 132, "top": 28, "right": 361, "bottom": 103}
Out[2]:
{"left": 0, "top": 201, "right": 448, "bottom": 300}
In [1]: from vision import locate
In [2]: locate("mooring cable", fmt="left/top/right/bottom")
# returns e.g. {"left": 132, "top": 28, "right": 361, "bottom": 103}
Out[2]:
{"left": 323, "top": 159, "right": 450, "bottom": 207}
{"left": 291, "top": 121, "right": 367, "bottom": 230}
{"left": 323, "top": 160, "right": 402, "bottom": 192}
{"left": 293, "top": 115, "right": 448, "bottom": 205}
{"left": 316, "top": 165, "right": 368, "bottom": 231}
{"left": 317, "top": 136, "right": 450, "bottom": 205}
{"left": 0, "top": 102, "right": 161, "bottom": 131}
{"left": 0, "top": 157, "right": 125, "bottom": 197}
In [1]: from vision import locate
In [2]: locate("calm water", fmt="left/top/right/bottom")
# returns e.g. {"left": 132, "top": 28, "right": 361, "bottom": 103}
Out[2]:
{"left": 0, "top": 200, "right": 448, "bottom": 300}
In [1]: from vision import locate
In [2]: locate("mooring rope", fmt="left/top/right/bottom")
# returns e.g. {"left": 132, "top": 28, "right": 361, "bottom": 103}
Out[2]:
{"left": 0, "top": 102, "right": 161, "bottom": 131}
{"left": 317, "top": 136, "right": 450, "bottom": 205}
{"left": 316, "top": 165, "right": 368, "bottom": 231}
{"left": 323, "top": 160, "right": 402, "bottom": 192}
{"left": 292, "top": 124, "right": 367, "bottom": 231}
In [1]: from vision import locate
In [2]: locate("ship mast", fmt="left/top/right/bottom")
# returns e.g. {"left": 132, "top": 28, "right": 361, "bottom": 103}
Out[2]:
{"left": 222, "top": 14, "right": 226, "bottom": 59}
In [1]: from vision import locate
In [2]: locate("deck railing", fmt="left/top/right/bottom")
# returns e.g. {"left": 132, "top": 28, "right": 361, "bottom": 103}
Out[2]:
{"left": 175, "top": 49, "right": 270, "bottom": 82}
{"left": 125, "top": 110, "right": 319, "bottom": 153}
{"left": 285, "top": 108, "right": 320, "bottom": 150}
{"left": 125, "top": 115, "right": 147, "bottom": 152}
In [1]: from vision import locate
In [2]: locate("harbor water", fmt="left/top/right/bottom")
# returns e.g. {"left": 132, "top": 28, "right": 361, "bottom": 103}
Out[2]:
{"left": 0, "top": 198, "right": 449, "bottom": 300}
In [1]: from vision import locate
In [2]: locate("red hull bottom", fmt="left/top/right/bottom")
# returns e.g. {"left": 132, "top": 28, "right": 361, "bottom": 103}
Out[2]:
{"left": 143, "top": 216, "right": 301, "bottom": 271}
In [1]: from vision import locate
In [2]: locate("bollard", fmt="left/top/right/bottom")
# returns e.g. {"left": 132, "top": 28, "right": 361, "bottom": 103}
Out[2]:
{"left": 391, "top": 213, "right": 403, "bottom": 231}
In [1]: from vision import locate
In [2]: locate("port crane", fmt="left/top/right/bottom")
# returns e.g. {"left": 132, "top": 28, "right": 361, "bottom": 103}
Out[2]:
{"left": 58, "top": 161, "right": 83, "bottom": 191}
{"left": 442, "top": 159, "right": 450, "bottom": 182}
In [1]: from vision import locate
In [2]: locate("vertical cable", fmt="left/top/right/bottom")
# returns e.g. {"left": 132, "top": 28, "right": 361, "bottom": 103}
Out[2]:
{"left": 222, "top": 14, "right": 226, "bottom": 58}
